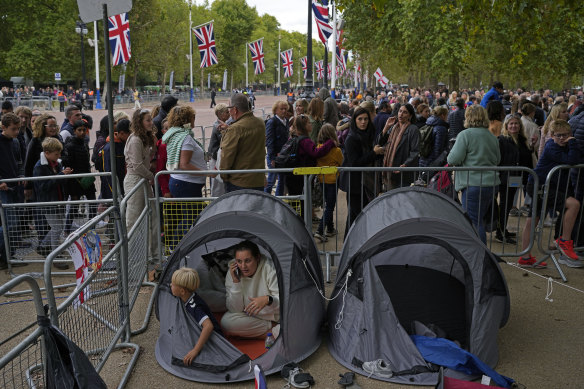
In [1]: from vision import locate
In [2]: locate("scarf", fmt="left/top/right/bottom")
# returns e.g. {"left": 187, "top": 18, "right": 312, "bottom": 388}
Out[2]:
{"left": 162, "top": 125, "right": 194, "bottom": 170}
{"left": 382, "top": 122, "right": 408, "bottom": 187}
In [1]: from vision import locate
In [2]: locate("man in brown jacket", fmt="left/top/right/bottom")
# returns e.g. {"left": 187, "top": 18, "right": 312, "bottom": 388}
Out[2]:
{"left": 220, "top": 93, "right": 266, "bottom": 192}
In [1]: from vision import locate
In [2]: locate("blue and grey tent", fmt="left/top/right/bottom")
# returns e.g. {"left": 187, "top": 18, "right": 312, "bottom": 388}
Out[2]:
{"left": 328, "top": 187, "right": 510, "bottom": 385}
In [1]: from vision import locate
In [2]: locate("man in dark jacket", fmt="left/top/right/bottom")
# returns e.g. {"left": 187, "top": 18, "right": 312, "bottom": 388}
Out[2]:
{"left": 0, "top": 113, "right": 28, "bottom": 267}
{"left": 264, "top": 100, "right": 289, "bottom": 195}
{"left": 373, "top": 101, "right": 391, "bottom": 139}
{"left": 153, "top": 95, "right": 178, "bottom": 140}
{"left": 448, "top": 98, "right": 466, "bottom": 140}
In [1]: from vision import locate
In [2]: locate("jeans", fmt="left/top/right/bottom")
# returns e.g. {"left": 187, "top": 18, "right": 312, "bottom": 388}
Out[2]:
{"left": 317, "top": 183, "right": 337, "bottom": 234}
{"left": 461, "top": 186, "right": 495, "bottom": 244}
{"left": 264, "top": 156, "right": 285, "bottom": 196}
{"left": 225, "top": 182, "right": 264, "bottom": 193}
{"left": 169, "top": 177, "right": 204, "bottom": 249}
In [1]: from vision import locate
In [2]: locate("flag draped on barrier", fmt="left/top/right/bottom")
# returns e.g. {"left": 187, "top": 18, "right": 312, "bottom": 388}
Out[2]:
{"left": 312, "top": 0, "right": 332, "bottom": 44}
{"left": 108, "top": 13, "right": 131, "bottom": 66}
{"left": 281, "top": 49, "right": 293, "bottom": 78}
{"left": 249, "top": 38, "right": 266, "bottom": 75}
{"left": 193, "top": 22, "right": 218, "bottom": 68}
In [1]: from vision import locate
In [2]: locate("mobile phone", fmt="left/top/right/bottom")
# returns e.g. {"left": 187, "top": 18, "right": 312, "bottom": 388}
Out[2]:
{"left": 234, "top": 267, "right": 241, "bottom": 281}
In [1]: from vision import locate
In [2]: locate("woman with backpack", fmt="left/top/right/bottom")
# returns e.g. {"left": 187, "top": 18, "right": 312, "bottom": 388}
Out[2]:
{"left": 419, "top": 106, "right": 449, "bottom": 168}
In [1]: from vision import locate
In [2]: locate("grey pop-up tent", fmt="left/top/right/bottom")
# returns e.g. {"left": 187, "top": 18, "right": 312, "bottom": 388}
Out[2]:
{"left": 328, "top": 187, "right": 510, "bottom": 385}
{"left": 155, "top": 190, "right": 325, "bottom": 383}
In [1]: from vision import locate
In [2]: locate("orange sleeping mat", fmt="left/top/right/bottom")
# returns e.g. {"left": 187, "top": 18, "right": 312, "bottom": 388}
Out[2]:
{"left": 213, "top": 312, "right": 267, "bottom": 360}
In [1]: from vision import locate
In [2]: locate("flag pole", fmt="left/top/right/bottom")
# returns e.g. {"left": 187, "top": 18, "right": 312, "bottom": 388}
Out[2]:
{"left": 189, "top": 1, "right": 194, "bottom": 102}
{"left": 277, "top": 34, "right": 281, "bottom": 96}
{"left": 94, "top": 21, "right": 102, "bottom": 109}
{"left": 245, "top": 43, "right": 248, "bottom": 88}
{"left": 330, "top": 0, "right": 337, "bottom": 99}
{"left": 192, "top": 19, "right": 214, "bottom": 30}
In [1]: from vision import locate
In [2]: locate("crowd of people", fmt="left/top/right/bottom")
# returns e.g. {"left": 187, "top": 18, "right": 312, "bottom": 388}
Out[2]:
{"left": 2, "top": 81, "right": 584, "bottom": 273}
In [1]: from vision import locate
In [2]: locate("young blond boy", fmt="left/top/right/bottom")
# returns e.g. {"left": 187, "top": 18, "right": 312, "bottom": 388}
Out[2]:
{"left": 170, "top": 268, "right": 223, "bottom": 365}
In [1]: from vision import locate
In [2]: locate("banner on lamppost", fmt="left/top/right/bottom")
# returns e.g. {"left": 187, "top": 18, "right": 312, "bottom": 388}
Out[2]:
{"left": 118, "top": 72, "right": 125, "bottom": 90}
{"left": 207, "top": 73, "right": 211, "bottom": 89}
{"left": 169, "top": 70, "right": 175, "bottom": 90}
{"left": 222, "top": 69, "right": 227, "bottom": 91}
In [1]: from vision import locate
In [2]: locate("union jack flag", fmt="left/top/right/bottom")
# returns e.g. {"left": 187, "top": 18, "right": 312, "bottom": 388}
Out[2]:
{"left": 336, "top": 47, "right": 346, "bottom": 71}
{"left": 248, "top": 39, "right": 265, "bottom": 75}
{"left": 315, "top": 60, "right": 324, "bottom": 80}
{"left": 193, "top": 22, "right": 218, "bottom": 68}
{"left": 281, "top": 49, "right": 293, "bottom": 78}
{"left": 300, "top": 56, "right": 308, "bottom": 79}
{"left": 312, "top": 0, "right": 332, "bottom": 45}
{"left": 108, "top": 13, "right": 131, "bottom": 66}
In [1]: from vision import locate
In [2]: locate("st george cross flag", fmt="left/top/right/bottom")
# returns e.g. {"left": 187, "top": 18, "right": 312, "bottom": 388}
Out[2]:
{"left": 248, "top": 39, "right": 265, "bottom": 75}
{"left": 374, "top": 67, "right": 389, "bottom": 86}
{"left": 281, "top": 49, "right": 293, "bottom": 78}
{"left": 312, "top": 0, "right": 332, "bottom": 45}
{"left": 327, "top": 63, "right": 331, "bottom": 79}
{"left": 193, "top": 22, "right": 218, "bottom": 68}
{"left": 300, "top": 57, "right": 308, "bottom": 79}
{"left": 315, "top": 60, "right": 324, "bottom": 80}
{"left": 108, "top": 13, "right": 131, "bottom": 66}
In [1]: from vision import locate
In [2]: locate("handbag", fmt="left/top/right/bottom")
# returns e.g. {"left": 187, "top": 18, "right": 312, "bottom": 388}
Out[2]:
{"left": 78, "top": 176, "right": 95, "bottom": 190}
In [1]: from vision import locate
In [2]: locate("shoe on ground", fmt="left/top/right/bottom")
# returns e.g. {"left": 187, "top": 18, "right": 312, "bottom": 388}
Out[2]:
{"left": 558, "top": 255, "right": 584, "bottom": 268}
{"left": 53, "top": 261, "right": 70, "bottom": 270}
{"left": 519, "top": 206, "right": 531, "bottom": 217}
{"left": 313, "top": 232, "right": 328, "bottom": 242}
{"left": 285, "top": 367, "right": 314, "bottom": 388}
{"left": 362, "top": 359, "right": 393, "bottom": 379}
{"left": 555, "top": 238, "right": 580, "bottom": 260}
{"left": 495, "top": 231, "right": 516, "bottom": 245}
{"left": 505, "top": 230, "right": 517, "bottom": 238}
{"left": 543, "top": 216, "right": 557, "bottom": 228}
{"left": 518, "top": 255, "right": 547, "bottom": 269}
{"left": 508, "top": 207, "right": 519, "bottom": 217}
{"left": 325, "top": 227, "right": 337, "bottom": 237}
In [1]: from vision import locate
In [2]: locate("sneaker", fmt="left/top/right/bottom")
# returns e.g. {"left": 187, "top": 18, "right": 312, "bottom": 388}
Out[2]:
{"left": 508, "top": 207, "right": 519, "bottom": 217}
{"left": 518, "top": 255, "right": 547, "bottom": 269}
{"left": 505, "top": 230, "right": 517, "bottom": 238}
{"left": 543, "top": 216, "right": 557, "bottom": 228}
{"left": 558, "top": 255, "right": 584, "bottom": 268}
{"left": 362, "top": 359, "right": 393, "bottom": 379}
{"left": 519, "top": 205, "right": 531, "bottom": 217}
{"left": 313, "top": 232, "right": 328, "bottom": 242}
{"left": 325, "top": 228, "right": 337, "bottom": 237}
{"left": 555, "top": 238, "right": 580, "bottom": 260}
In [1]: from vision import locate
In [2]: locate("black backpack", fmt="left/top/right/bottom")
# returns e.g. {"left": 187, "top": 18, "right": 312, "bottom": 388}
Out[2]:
{"left": 418, "top": 124, "right": 435, "bottom": 158}
{"left": 94, "top": 144, "right": 106, "bottom": 172}
{"left": 274, "top": 136, "right": 308, "bottom": 168}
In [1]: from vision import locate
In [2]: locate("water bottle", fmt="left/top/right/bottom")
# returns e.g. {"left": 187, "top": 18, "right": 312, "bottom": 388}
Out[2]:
{"left": 265, "top": 332, "right": 275, "bottom": 349}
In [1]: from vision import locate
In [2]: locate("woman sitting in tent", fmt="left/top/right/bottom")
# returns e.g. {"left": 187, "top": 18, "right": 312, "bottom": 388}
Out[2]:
{"left": 221, "top": 240, "right": 280, "bottom": 339}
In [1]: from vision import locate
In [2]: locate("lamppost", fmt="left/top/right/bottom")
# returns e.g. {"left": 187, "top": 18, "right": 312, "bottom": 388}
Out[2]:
{"left": 274, "top": 60, "right": 278, "bottom": 96}
{"left": 75, "top": 20, "right": 88, "bottom": 92}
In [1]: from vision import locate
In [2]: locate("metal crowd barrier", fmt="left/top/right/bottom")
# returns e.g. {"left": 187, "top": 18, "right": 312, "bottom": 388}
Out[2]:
{"left": 535, "top": 164, "right": 584, "bottom": 282}
{"left": 0, "top": 275, "right": 48, "bottom": 389}
{"left": 153, "top": 169, "right": 304, "bottom": 258}
{"left": 0, "top": 173, "right": 114, "bottom": 276}
{"left": 150, "top": 166, "right": 547, "bottom": 283}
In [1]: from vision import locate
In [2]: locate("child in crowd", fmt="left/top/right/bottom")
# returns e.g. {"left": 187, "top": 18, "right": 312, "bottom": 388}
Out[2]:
{"left": 33, "top": 138, "right": 73, "bottom": 268}
{"left": 314, "top": 124, "right": 344, "bottom": 242}
{"left": 62, "top": 119, "right": 96, "bottom": 234}
{"left": 519, "top": 120, "right": 583, "bottom": 268}
{"left": 170, "top": 267, "right": 223, "bottom": 366}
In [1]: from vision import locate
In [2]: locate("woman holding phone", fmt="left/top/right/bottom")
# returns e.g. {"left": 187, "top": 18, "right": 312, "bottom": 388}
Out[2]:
{"left": 221, "top": 240, "right": 280, "bottom": 339}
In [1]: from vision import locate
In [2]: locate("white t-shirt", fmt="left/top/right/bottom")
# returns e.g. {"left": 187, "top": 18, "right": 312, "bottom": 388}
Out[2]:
{"left": 60, "top": 129, "right": 72, "bottom": 142}
{"left": 170, "top": 136, "right": 206, "bottom": 184}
